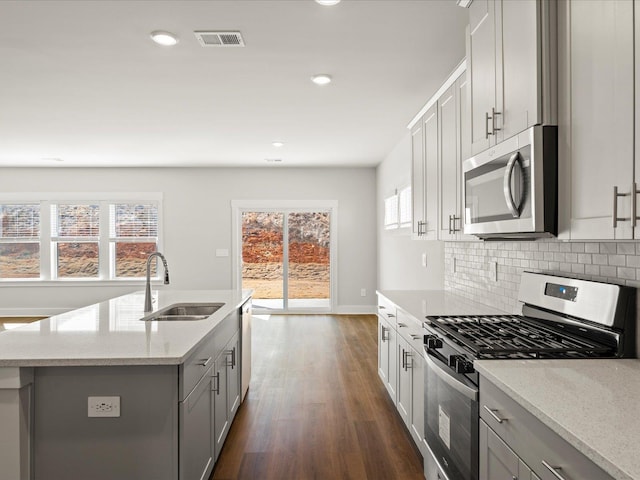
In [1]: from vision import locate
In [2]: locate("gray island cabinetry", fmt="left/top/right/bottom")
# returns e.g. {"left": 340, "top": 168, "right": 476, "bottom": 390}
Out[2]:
{"left": 0, "top": 290, "right": 251, "bottom": 480}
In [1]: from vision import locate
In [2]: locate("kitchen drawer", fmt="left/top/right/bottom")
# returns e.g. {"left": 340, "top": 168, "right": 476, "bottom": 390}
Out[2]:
{"left": 180, "top": 333, "right": 216, "bottom": 401}
{"left": 396, "top": 309, "right": 424, "bottom": 351}
{"left": 480, "top": 377, "right": 614, "bottom": 480}
{"left": 377, "top": 294, "right": 397, "bottom": 328}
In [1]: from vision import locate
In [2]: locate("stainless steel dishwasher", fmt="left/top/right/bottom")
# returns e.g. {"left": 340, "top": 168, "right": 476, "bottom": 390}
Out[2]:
{"left": 241, "top": 299, "right": 252, "bottom": 401}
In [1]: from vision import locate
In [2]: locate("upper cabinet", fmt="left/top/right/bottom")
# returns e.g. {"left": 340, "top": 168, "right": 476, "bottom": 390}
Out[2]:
{"left": 467, "top": 0, "right": 555, "bottom": 156}
{"left": 558, "top": 0, "right": 635, "bottom": 239}
{"left": 411, "top": 65, "right": 474, "bottom": 242}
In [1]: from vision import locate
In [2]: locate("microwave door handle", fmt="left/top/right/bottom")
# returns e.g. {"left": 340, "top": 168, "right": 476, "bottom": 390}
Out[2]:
{"left": 503, "top": 152, "right": 522, "bottom": 218}
{"left": 425, "top": 350, "right": 478, "bottom": 401}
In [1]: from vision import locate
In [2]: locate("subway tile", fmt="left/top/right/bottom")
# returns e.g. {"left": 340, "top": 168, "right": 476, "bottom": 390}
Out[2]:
{"left": 627, "top": 255, "right": 640, "bottom": 268}
{"left": 600, "top": 242, "right": 617, "bottom": 254}
{"left": 577, "top": 253, "right": 592, "bottom": 264}
{"left": 617, "top": 267, "right": 636, "bottom": 280}
{"left": 585, "top": 264, "right": 600, "bottom": 276}
{"left": 608, "top": 255, "right": 626, "bottom": 267}
{"left": 537, "top": 243, "right": 549, "bottom": 252}
{"left": 585, "top": 243, "right": 600, "bottom": 253}
{"left": 548, "top": 243, "right": 560, "bottom": 252}
{"left": 592, "top": 254, "right": 608, "bottom": 265}
{"left": 559, "top": 242, "right": 572, "bottom": 253}
{"left": 571, "top": 263, "right": 585, "bottom": 274}
{"left": 617, "top": 243, "right": 636, "bottom": 255}
{"left": 571, "top": 243, "right": 585, "bottom": 253}
{"left": 565, "top": 253, "right": 578, "bottom": 263}
{"left": 600, "top": 266, "right": 617, "bottom": 277}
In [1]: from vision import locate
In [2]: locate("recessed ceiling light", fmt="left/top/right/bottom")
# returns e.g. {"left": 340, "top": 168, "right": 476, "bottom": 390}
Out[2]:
{"left": 150, "top": 31, "right": 179, "bottom": 46}
{"left": 315, "top": 0, "right": 341, "bottom": 5}
{"left": 311, "top": 74, "right": 332, "bottom": 86}
{"left": 272, "top": 141, "right": 284, "bottom": 148}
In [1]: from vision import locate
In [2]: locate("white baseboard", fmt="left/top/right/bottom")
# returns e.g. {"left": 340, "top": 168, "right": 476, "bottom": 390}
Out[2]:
{"left": 335, "top": 305, "right": 377, "bottom": 315}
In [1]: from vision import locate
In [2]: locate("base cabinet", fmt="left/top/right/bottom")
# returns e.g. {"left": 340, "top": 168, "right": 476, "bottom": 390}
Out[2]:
{"left": 480, "top": 420, "right": 539, "bottom": 480}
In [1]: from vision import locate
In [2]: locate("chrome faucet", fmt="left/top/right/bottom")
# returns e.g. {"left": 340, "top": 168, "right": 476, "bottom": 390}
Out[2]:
{"left": 144, "top": 252, "right": 170, "bottom": 313}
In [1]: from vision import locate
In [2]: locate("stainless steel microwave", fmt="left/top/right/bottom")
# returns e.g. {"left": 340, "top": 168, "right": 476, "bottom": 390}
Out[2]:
{"left": 462, "top": 125, "right": 557, "bottom": 239}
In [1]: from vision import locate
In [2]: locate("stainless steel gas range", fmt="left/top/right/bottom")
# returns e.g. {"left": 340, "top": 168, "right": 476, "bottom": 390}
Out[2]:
{"left": 421, "top": 272, "right": 636, "bottom": 480}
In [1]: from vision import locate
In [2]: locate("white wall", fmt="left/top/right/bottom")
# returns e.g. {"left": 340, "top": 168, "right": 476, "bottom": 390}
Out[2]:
{"left": 0, "top": 167, "right": 377, "bottom": 315}
{"left": 376, "top": 134, "right": 444, "bottom": 290}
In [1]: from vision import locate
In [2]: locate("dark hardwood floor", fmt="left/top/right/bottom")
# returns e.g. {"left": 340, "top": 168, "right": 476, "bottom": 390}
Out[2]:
{"left": 210, "top": 314, "right": 424, "bottom": 480}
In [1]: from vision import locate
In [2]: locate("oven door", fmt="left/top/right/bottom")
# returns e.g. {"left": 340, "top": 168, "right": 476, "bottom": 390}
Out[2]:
{"left": 424, "top": 348, "right": 479, "bottom": 480}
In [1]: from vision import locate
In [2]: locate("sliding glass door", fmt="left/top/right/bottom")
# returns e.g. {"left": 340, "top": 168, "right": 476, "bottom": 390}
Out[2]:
{"left": 234, "top": 202, "right": 336, "bottom": 313}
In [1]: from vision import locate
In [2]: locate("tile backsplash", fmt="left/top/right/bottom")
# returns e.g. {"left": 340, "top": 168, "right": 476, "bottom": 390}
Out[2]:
{"left": 445, "top": 240, "right": 640, "bottom": 314}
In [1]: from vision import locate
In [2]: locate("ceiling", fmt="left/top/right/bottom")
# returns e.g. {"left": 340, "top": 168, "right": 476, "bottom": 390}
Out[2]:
{"left": 0, "top": 0, "right": 468, "bottom": 168}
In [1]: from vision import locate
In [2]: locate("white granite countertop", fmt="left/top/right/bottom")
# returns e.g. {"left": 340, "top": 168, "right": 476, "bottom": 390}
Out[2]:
{"left": 0, "top": 289, "right": 252, "bottom": 367}
{"left": 376, "top": 289, "right": 505, "bottom": 320}
{"left": 475, "top": 359, "right": 640, "bottom": 480}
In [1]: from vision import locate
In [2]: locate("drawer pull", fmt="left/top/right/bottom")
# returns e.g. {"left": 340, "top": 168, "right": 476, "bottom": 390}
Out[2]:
{"left": 198, "top": 357, "right": 212, "bottom": 367}
{"left": 483, "top": 405, "right": 507, "bottom": 424}
{"left": 410, "top": 334, "right": 421, "bottom": 340}
{"left": 397, "top": 322, "right": 407, "bottom": 328}
{"left": 212, "top": 372, "right": 220, "bottom": 394}
{"left": 386, "top": 313, "right": 396, "bottom": 318}
{"left": 378, "top": 305, "right": 386, "bottom": 309}
{"left": 542, "top": 460, "right": 569, "bottom": 480}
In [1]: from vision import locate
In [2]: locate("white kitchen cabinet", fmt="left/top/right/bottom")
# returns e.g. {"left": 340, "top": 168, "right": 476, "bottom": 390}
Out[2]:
{"left": 396, "top": 338, "right": 411, "bottom": 426}
{"left": 558, "top": 0, "right": 635, "bottom": 239}
{"left": 468, "top": 0, "right": 553, "bottom": 156}
{"left": 213, "top": 351, "right": 229, "bottom": 462}
{"left": 411, "top": 105, "right": 439, "bottom": 239}
{"left": 411, "top": 121, "right": 425, "bottom": 237}
{"left": 438, "top": 83, "right": 460, "bottom": 240}
{"left": 377, "top": 295, "right": 397, "bottom": 401}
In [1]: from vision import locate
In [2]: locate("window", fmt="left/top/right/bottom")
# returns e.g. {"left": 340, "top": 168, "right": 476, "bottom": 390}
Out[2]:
{"left": 384, "top": 194, "right": 399, "bottom": 230}
{"left": 384, "top": 185, "right": 411, "bottom": 230}
{"left": 0, "top": 194, "right": 162, "bottom": 281}
{"left": 0, "top": 204, "right": 40, "bottom": 278}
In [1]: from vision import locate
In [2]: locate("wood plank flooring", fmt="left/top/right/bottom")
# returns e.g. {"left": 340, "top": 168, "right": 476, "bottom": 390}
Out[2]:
{"left": 211, "top": 314, "right": 424, "bottom": 480}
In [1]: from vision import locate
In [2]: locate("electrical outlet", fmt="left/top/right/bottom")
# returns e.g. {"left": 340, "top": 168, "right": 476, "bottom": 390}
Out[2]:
{"left": 422, "top": 253, "right": 427, "bottom": 268}
{"left": 88, "top": 396, "right": 121, "bottom": 418}
{"left": 490, "top": 261, "right": 498, "bottom": 282}
{"left": 360, "top": 288, "right": 366, "bottom": 297}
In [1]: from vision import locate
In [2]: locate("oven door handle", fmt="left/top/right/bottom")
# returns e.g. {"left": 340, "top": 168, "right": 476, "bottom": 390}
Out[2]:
{"left": 425, "top": 350, "right": 478, "bottom": 401}
{"left": 503, "top": 152, "right": 523, "bottom": 218}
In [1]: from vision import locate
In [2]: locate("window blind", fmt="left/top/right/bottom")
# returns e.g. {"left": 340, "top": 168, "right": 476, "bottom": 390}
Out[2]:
{"left": 399, "top": 186, "right": 412, "bottom": 228}
{"left": 110, "top": 203, "right": 158, "bottom": 238}
{"left": 0, "top": 204, "right": 40, "bottom": 238}
{"left": 51, "top": 204, "right": 100, "bottom": 237}
{"left": 384, "top": 195, "right": 399, "bottom": 229}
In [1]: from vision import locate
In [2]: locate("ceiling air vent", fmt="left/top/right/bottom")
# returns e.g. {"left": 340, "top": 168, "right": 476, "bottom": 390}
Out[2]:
{"left": 194, "top": 31, "right": 245, "bottom": 47}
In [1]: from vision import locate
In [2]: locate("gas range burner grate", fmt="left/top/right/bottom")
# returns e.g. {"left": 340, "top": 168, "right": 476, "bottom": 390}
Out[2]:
{"left": 425, "top": 314, "right": 613, "bottom": 359}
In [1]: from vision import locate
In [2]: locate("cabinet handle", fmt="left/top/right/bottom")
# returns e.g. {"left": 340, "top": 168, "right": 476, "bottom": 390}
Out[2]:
{"left": 483, "top": 405, "right": 507, "bottom": 424}
{"left": 485, "top": 111, "right": 491, "bottom": 139}
{"left": 381, "top": 325, "right": 388, "bottom": 342}
{"left": 417, "top": 220, "right": 427, "bottom": 236}
{"left": 451, "top": 215, "right": 460, "bottom": 233}
{"left": 491, "top": 107, "right": 501, "bottom": 134}
{"left": 386, "top": 313, "right": 396, "bottom": 319}
{"left": 542, "top": 460, "right": 569, "bottom": 480}
{"left": 227, "top": 347, "right": 236, "bottom": 369}
{"left": 410, "top": 334, "right": 421, "bottom": 340}
{"left": 397, "top": 322, "right": 407, "bottom": 328}
{"left": 405, "top": 350, "right": 412, "bottom": 370}
{"left": 378, "top": 305, "right": 386, "bottom": 310}
{"left": 448, "top": 214, "right": 452, "bottom": 234}
{"left": 212, "top": 372, "right": 220, "bottom": 394}
{"left": 613, "top": 185, "right": 632, "bottom": 227}
{"left": 633, "top": 182, "right": 638, "bottom": 228}
{"left": 198, "top": 357, "right": 212, "bottom": 367}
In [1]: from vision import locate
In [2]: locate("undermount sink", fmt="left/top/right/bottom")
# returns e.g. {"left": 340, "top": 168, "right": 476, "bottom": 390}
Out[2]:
{"left": 140, "top": 303, "right": 225, "bottom": 321}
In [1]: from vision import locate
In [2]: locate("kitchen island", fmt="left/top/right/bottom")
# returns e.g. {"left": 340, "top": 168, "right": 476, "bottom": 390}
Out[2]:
{"left": 0, "top": 289, "right": 252, "bottom": 480}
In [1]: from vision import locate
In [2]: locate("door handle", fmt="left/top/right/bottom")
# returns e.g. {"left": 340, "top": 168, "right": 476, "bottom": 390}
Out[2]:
{"left": 613, "top": 185, "right": 631, "bottom": 227}
{"left": 483, "top": 405, "right": 508, "bottom": 424}
{"left": 491, "top": 107, "right": 501, "bottom": 134}
{"left": 212, "top": 372, "right": 220, "bottom": 394}
{"left": 503, "top": 152, "right": 523, "bottom": 218}
{"left": 485, "top": 111, "right": 492, "bottom": 139}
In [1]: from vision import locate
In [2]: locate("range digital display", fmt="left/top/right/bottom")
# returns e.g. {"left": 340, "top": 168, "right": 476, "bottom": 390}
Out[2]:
{"left": 544, "top": 282, "right": 578, "bottom": 302}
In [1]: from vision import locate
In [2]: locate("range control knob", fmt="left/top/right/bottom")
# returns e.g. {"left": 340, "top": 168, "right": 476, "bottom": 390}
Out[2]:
{"left": 450, "top": 355, "right": 475, "bottom": 374}
{"left": 425, "top": 335, "right": 443, "bottom": 349}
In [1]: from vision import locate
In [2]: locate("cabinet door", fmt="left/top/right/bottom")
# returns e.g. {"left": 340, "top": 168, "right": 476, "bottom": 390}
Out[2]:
{"left": 377, "top": 316, "right": 389, "bottom": 384}
{"left": 468, "top": 0, "right": 496, "bottom": 155}
{"left": 424, "top": 104, "right": 439, "bottom": 239}
{"left": 566, "top": 0, "right": 634, "bottom": 239}
{"left": 457, "top": 71, "right": 476, "bottom": 241}
{"left": 438, "top": 83, "right": 459, "bottom": 240}
{"left": 635, "top": 0, "right": 640, "bottom": 240}
{"left": 497, "top": 0, "right": 540, "bottom": 141}
{"left": 409, "top": 346, "right": 425, "bottom": 457}
{"left": 396, "top": 338, "right": 411, "bottom": 427}
{"left": 411, "top": 121, "right": 425, "bottom": 236}
{"left": 213, "top": 355, "right": 229, "bottom": 462}
{"left": 386, "top": 322, "right": 398, "bottom": 401}
{"left": 479, "top": 420, "right": 519, "bottom": 480}
{"left": 226, "top": 333, "right": 241, "bottom": 418}
{"left": 180, "top": 368, "right": 214, "bottom": 480}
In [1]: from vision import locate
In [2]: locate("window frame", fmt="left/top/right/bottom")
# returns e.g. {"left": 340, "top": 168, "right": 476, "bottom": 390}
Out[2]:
{"left": 0, "top": 192, "right": 163, "bottom": 285}
{"left": 384, "top": 184, "right": 412, "bottom": 231}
